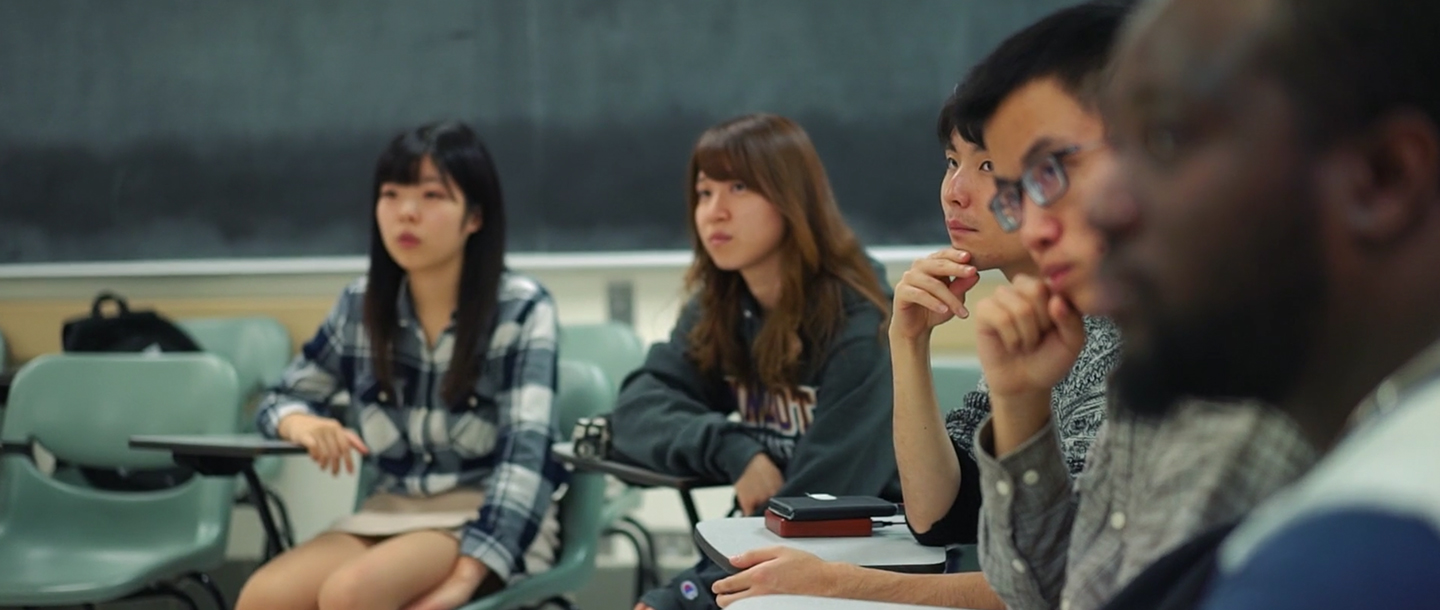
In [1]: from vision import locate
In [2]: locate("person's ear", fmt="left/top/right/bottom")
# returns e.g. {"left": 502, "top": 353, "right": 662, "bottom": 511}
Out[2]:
{"left": 1330, "top": 110, "right": 1440, "bottom": 245}
{"left": 464, "top": 209, "right": 483, "bottom": 236}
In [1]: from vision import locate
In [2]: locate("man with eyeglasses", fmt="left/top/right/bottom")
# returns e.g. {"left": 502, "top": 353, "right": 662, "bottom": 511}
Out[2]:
{"left": 956, "top": 2, "right": 1315, "bottom": 610}
{"left": 711, "top": 2, "right": 1304, "bottom": 609}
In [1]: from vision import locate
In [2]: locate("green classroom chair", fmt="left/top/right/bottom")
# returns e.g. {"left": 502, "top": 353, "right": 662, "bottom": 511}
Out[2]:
{"left": 179, "top": 316, "right": 297, "bottom": 545}
{"left": 458, "top": 359, "right": 613, "bottom": 610}
{"left": 557, "top": 322, "right": 655, "bottom": 594}
{"left": 558, "top": 321, "right": 647, "bottom": 389}
{"left": 178, "top": 315, "right": 294, "bottom": 427}
{"left": 0, "top": 353, "right": 242, "bottom": 608}
{"left": 177, "top": 315, "right": 293, "bottom": 465}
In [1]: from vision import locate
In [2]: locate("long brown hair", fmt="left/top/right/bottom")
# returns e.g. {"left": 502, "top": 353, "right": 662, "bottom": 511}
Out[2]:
{"left": 364, "top": 122, "right": 507, "bottom": 407}
{"left": 685, "top": 114, "right": 889, "bottom": 391}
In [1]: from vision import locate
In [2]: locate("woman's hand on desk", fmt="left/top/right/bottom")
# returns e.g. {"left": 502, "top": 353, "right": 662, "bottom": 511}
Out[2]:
{"left": 277, "top": 413, "right": 370, "bottom": 476}
{"left": 735, "top": 453, "right": 785, "bottom": 516}
{"left": 712, "top": 547, "right": 844, "bottom": 607}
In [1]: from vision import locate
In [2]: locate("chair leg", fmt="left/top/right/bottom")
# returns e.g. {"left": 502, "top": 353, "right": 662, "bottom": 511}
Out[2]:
{"left": 621, "top": 515, "right": 661, "bottom": 590}
{"left": 606, "top": 520, "right": 664, "bottom": 602}
{"left": 241, "top": 482, "right": 297, "bottom": 551}
{"left": 155, "top": 582, "right": 201, "bottom": 610}
{"left": 265, "top": 485, "right": 297, "bottom": 548}
{"left": 189, "top": 571, "right": 230, "bottom": 610}
{"left": 606, "top": 526, "right": 648, "bottom": 602}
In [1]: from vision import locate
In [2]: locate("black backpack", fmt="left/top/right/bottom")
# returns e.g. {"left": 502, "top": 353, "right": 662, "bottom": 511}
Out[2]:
{"left": 60, "top": 291, "right": 202, "bottom": 490}
{"left": 63, "top": 292, "right": 202, "bottom": 353}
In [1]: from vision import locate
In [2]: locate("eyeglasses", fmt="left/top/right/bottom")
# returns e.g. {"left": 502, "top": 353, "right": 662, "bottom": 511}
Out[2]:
{"left": 989, "top": 143, "right": 1099, "bottom": 233}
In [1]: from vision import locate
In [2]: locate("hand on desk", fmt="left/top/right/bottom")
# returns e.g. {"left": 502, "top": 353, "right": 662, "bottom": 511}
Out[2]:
{"left": 735, "top": 453, "right": 785, "bottom": 516}
{"left": 712, "top": 547, "right": 842, "bottom": 608}
{"left": 278, "top": 413, "right": 370, "bottom": 476}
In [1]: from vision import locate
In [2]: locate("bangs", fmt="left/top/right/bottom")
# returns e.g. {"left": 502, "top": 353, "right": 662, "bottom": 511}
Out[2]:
{"left": 374, "top": 134, "right": 454, "bottom": 191}
{"left": 375, "top": 153, "right": 423, "bottom": 185}
{"left": 690, "top": 128, "right": 760, "bottom": 188}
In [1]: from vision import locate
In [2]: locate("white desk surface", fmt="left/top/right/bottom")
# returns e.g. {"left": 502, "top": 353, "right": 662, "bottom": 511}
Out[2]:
{"left": 694, "top": 516, "right": 946, "bottom": 574}
{"left": 729, "top": 594, "right": 967, "bottom": 610}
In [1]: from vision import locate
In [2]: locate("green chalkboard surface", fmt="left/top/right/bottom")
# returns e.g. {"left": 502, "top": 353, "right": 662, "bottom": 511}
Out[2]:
{"left": 0, "top": 0, "right": 1079, "bottom": 263}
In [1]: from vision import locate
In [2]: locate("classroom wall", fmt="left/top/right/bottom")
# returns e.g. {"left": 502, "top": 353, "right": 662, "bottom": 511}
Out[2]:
{"left": 0, "top": 262, "right": 1001, "bottom": 365}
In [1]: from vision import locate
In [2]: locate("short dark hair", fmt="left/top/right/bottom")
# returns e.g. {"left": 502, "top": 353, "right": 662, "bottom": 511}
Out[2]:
{"left": 937, "top": 0, "right": 1136, "bottom": 147}
{"left": 1261, "top": 0, "right": 1440, "bottom": 147}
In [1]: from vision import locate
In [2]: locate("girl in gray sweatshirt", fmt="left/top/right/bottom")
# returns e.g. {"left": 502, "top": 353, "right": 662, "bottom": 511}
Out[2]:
{"left": 609, "top": 113, "right": 901, "bottom": 610}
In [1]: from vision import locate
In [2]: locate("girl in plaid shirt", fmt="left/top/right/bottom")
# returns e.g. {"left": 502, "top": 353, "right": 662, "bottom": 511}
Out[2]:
{"left": 238, "top": 122, "right": 566, "bottom": 610}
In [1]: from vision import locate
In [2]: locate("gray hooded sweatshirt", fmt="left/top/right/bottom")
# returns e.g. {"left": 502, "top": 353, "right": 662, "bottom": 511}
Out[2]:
{"left": 610, "top": 269, "right": 901, "bottom": 505}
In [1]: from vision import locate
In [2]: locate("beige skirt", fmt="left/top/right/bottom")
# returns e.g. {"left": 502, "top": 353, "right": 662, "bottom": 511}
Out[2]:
{"left": 330, "top": 488, "right": 562, "bottom": 576}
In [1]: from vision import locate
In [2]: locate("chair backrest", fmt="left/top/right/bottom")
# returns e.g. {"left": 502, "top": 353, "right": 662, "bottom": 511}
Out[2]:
{"left": 0, "top": 353, "right": 239, "bottom": 564}
{"left": 558, "top": 322, "right": 645, "bottom": 391}
{"left": 555, "top": 358, "right": 616, "bottom": 433}
{"left": 546, "top": 359, "right": 612, "bottom": 586}
{"left": 178, "top": 317, "right": 292, "bottom": 433}
{"left": 931, "top": 358, "right": 984, "bottom": 414}
{"left": 178, "top": 316, "right": 293, "bottom": 392}
{"left": 1, "top": 353, "right": 242, "bottom": 469}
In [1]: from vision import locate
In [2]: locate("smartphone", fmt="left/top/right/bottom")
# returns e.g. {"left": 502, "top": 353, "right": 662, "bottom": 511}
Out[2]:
{"left": 766, "top": 494, "right": 899, "bottom": 521}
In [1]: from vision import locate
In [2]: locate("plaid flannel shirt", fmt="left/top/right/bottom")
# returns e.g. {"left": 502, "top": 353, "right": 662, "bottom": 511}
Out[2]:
{"left": 256, "top": 272, "right": 567, "bottom": 582}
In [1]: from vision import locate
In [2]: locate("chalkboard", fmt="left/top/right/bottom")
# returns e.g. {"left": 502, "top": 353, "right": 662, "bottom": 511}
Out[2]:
{"left": 0, "top": 0, "right": 1079, "bottom": 263}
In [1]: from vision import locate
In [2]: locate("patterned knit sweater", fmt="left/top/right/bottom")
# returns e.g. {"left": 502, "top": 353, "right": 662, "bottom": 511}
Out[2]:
{"left": 911, "top": 316, "right": 1120, "bottom": 547}
{"left": 945, "top": 316, "right": 1120, "bottom": 475}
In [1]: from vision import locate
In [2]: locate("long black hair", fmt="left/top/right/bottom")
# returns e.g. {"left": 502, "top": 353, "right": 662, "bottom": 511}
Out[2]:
{"left": 363, "top": 121, "right": 507, "bottom": 406}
